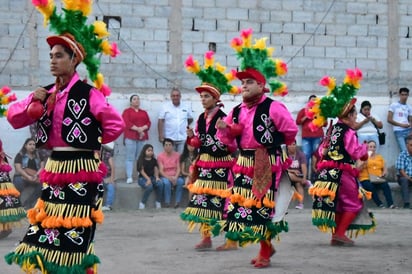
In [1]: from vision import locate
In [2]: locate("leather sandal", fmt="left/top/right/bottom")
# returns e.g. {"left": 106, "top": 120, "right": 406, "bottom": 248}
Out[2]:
{"left": 332, "top": 235, "right": 354, "bottom": 246}
{"left": 250, "top": 245, "right": 275, "bottom": 264}
{"left": 194, "top": 239, "right": 212, "bottom": 250}
{"left": 216, "top": 242, "right": 238, "bottom": 251}
{"left": 254, "top": 257, "right": 270, "bottom": 268}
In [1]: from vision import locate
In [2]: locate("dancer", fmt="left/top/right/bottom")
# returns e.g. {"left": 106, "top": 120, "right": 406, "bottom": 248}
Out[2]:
{"left": 181, "top": 51, "right": 238, "bottom": 251}
{"left": 5, "top": 1, "right": 124, "bottom": 273}
{"left": 307, "top": 68, "right": 376, "bottom": 246}
{"left": 0, "top": 86, "right": 24, "bottom": 239}
{"left": 216, "top": 29, "right": 297, "bottom": 268}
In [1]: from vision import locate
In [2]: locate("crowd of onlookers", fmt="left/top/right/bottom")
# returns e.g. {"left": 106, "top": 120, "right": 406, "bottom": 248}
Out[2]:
{"left": 12, "top": 87, "right": 412, "bottom": 211}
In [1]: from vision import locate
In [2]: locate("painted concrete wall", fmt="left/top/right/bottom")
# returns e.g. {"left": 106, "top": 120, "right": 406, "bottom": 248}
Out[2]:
{"left": 0, "top": 90, "right": 403, "bottom": 181}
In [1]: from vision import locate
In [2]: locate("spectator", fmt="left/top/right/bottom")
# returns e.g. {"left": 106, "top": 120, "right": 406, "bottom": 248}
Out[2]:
{"left": 122, "top": 94, "right": 151, "bottom": 184}
{"left": 395, "top": 135, "right": 412, "bottom": 209}
{"left": 158, "top": 88, "right": 193, "bottom": 153}
{"left": 101, "top": 143, "right": 116, "bottom": 211}
{"left": 387, "top": 87, "right": 412, "bottom": 152}
{"left": 296, "top": 95, "right": 324, "bottom": 171}
{"left": 0, "top": 138, "right": 26, "bottom": 239}
{"left": 355, "top": 101, "right": 383, "bottom": 150}
{"left": 180, "top": 142, "right": 198, "bottom": 188}
{"left": 286, "top": 141, "right": 311, "bottom": 210}
{"left": 157, "top": 138, "right": 184, "bottom": 208}
{"left": 13, "top": 138, "right": 45, "bottom": 209}
{"left": 136, "top": 144, "right": 163, "bottom": 209}
{"left": 358, "top": 140, "right": 396, "bottom": 209}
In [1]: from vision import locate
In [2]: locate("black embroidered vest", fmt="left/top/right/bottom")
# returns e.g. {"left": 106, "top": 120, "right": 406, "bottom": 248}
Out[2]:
{"left": 35, "top": 81, "right": 102, "bottom": 150}
{"left": 232, "top": 97, "right": 284, "bottom": 148}
{"left": 324, "top": 122, "right": 353, "bottom": 164}
{"left": 197, "top": 109, "right": 230, "bottom": 157}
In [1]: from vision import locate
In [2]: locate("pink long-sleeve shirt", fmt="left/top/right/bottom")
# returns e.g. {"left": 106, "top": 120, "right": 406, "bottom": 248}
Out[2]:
{"left": 7, "top": 73, "right": 125, "bottom": 148}
{"left": 217, "top": 95, "right": 298, "bottom": 149}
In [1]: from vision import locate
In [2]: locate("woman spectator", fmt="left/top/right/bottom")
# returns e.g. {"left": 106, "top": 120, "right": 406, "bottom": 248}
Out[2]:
{"left": 358, "top": 140, "right": 396, "bottom": 209}
{"left": 13, "top": 138, "right": 45, "bottom": 209}
{"left": 355, "top": 100, "right": 383, "bottom": 150}
{"left": 122, "top": 94, "right": 151, "bottom": 184}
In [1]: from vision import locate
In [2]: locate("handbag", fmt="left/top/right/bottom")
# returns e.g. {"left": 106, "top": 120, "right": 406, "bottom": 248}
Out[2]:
{"left": 369, "top": 174, "right": 386, "bottom": 184}
{"left": 373, "top": 122, "right": 385, "bottom": 145}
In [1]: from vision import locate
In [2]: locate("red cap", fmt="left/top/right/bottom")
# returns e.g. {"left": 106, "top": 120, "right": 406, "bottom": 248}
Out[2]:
{"left": 195, "top": 83, "right": 221, "bottom": 100}
{"left": 236, "top": 68, "right": 266, "bottom": 85}
{"left": 46, "top": 33, "right": 86, "bottom": 64}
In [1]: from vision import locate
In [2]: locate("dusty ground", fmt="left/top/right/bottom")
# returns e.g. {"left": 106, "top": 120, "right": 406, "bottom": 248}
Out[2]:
{"left": 0, "top": 208, "right": 411, "bottom": 274}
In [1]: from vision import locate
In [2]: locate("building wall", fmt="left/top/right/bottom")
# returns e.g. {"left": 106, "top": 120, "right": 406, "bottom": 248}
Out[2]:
{"left": 0, "top": 90, "right": 402, "bottom": 181}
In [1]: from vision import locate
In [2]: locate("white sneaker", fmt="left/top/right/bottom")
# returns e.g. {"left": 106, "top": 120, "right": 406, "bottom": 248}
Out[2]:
{"left": 139, "top": 202, "right": 145, "bottom": 209}
{"left": 155, "top": 202, "right": 161, "bottom": 209}
{"left": 126, "top": 178, "right": 133, "bottom": 184}
{"left": 101, "top": 206, "right": 111, "bottom": 211}
{"left": 295, "top": 203, "right": 304, "bottom": 210}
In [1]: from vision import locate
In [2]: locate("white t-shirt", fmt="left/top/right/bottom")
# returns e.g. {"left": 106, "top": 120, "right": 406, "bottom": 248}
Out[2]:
{"left": 356, "top": 112, "right": 381, "bottom": 135}
{"left": 388, "top": 101, "right": 412, "bottom": 132}
{"left": 158, "top": 102, "right": 193, "bottom": 141}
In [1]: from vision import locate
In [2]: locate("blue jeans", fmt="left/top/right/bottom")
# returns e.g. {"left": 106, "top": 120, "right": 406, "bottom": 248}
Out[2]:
{"left": 394, "top": 129, "right": 411, "bottom": 152}
{"left": 104, "top": 182, "right": 116, "bottom": 207}
{"left": 360, "top": 180, "right": 394, "bottom": 207}
{"left": 397, "top": 176, "right": 411, "bottom": 205}
{"left": 301, "top": 137, "right": 322, "bottom": 166}
{"left": 138, "top": 176, "right": 164, "bottom": 204}
{"left": 125, "top": 138, "right": 145, "bottom": 179}
{"left": 162, "top": 176, "right": 184, "bottom": 205}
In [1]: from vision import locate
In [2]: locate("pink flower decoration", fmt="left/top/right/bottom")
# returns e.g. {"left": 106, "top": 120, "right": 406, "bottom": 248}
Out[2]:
{"left": 32, "top": 0, "right": 48, "bottom": 7}
{"left": 205, "top": 51, "right": 214, "bottom": 61}
{"left": 1, "top": 86, "right": 10, "bottom": 94}
{"left": 240, "top": 28, "right": 253, "bottom": 39}
{"left": 100, "top": 84, "right": 111, "bottom": 97}
{"left": 319, "top": 76, "right": 331, "bottom": 87}
{"left": 110, "top": 42, "right": 121, "bottom": 57}
{"left": 185, "top": 55, "right": 195, "bottom": 68}
{"left": 8, "top": 93, "right": 17, "bottom": 102}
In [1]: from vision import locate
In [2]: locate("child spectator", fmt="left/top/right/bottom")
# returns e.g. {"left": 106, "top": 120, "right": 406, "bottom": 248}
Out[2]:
{"left": 101, "top": 143, "right": 116, "bottom": 211}
{"left": 180, "top": 143, "right": 198, "bottom": 188}
{"left": 137, "top": 144, "right": 164, "bottom": 209}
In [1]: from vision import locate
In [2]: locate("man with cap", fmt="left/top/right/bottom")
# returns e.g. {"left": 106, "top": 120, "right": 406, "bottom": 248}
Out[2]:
{"left": 5, "top": 2, "right": 124, "bottom": 273}
{"left": 216, "top": 29, "right": 298, "bottom": 268}
{"left": 181, "top": 52, "right": 238, "bottom": 251}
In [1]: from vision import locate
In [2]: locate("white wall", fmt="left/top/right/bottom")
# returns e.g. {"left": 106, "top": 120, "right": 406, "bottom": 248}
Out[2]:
{"left": 0, "top": 90, "right": 402, "bottom": 180}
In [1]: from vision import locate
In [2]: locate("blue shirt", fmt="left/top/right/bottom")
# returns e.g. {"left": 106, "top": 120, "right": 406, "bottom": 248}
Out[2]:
{"left": 395, "top": 150, "right": 412, "bottom": 176}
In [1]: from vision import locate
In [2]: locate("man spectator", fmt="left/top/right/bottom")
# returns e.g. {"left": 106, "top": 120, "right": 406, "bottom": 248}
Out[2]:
{"left": 395, "top": 135, "right": 412, "bottom": 209}
{"left": 158, "top": 88, "right": 193, "bottom": 153}
{"left": 387, "top": 87, "right": 412, "bottom": 152}
{"left": 296, "top": 94, "right": 324, "bottom": 172}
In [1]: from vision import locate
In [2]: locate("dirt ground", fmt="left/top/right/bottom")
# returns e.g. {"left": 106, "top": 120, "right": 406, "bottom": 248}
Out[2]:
{"left": 0, "top": 208, "right": 411, "bottom": 274}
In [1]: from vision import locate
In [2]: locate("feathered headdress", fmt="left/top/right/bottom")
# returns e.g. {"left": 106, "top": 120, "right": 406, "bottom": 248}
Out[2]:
{"left": 32, "top": 0, "right": 120, "bottom": 96}
{"left": 306, "top": 68, "right": 363, "bottom": 131}
{"left": 230, "top": 28, "right": 288, "bottom": 96}
{"left": 185, "top": 51, "right": 239, "bottom": 98}
{"left": 0, "top": 86, "right": 17, "bottom": 117}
